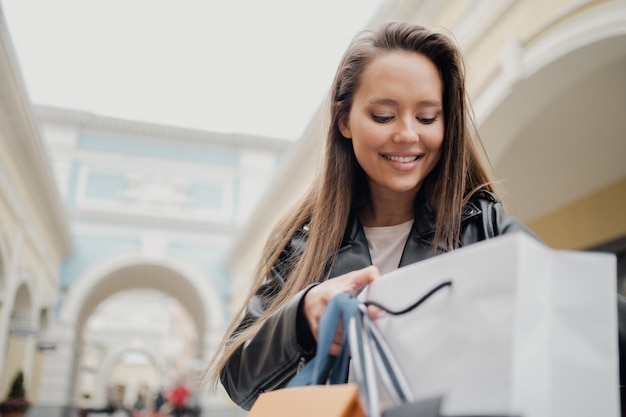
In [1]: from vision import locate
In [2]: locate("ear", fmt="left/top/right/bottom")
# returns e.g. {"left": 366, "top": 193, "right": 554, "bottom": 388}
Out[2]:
{"left": 338, "top": 112, "right": 352, "bottom": 139}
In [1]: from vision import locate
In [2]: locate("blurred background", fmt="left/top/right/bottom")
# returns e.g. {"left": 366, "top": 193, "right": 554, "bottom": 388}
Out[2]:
{"left": 0, "top": 0, "right": 624, "bottom": 416}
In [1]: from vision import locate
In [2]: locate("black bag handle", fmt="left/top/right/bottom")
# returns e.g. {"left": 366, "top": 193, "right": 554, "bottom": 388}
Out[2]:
{"left": 363, "top": 280, "right": 452, "bottom": 315}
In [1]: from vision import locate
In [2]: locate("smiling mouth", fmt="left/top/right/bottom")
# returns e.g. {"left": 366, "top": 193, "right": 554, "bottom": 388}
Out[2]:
{"left": 382, "top": 154, "right": 422, "bottom": 162}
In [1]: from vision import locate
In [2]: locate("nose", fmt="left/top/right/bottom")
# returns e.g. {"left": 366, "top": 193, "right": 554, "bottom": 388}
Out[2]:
{"left": 393, "top": 116, "right": 419, "bottom": 144}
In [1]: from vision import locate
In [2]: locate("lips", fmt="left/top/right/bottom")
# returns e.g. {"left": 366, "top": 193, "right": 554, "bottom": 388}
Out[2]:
{"left": 381, "top": 153, "right": 423, "bottom": 162}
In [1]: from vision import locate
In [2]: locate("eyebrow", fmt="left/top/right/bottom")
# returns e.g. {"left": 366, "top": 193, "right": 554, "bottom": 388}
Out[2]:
{"left": 369, "top": 98, "right": 442, "bottom": 107}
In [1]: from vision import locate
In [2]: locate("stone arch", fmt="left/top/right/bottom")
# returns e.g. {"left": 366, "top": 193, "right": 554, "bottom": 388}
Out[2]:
{"left": 55, "top": 252, "right": 226, "bottom": 410}
{"left": 60, "top": 252, "right": 225, "bottom": 352}
{"left": 92, "top": 344, "right": 169, "bottom": 407}
{"left": 9, "top": 280, "right": 36, "bottom": 334}
{"left": 0, "top": 274, "right": 37, "bottom": 397}
{"left": 475, "top": 1, "right": 626, "bottom": 221}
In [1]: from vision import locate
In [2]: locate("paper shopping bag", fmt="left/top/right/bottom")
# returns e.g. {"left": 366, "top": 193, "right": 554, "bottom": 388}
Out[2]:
{"left": 364, "top": 232, "right": 619, "bottom": 417}
{"left": 247, "top": 383, "right": 365, "bottom": 417}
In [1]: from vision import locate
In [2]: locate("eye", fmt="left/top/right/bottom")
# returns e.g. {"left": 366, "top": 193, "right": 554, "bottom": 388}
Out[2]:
{"left": 372, "top": 114, "right": 394, "bottom": 123}
{"left": 417, "top": 116, "right": 438, "bottom": 125}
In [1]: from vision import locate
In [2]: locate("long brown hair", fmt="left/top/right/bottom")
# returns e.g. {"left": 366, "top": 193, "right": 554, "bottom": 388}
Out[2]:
{"left": 204, "top": 21, "right": 495, "bottom": 389}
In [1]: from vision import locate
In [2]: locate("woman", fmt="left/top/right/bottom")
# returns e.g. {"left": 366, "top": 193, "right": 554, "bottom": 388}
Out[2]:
{"left": 205, "top": 22, "right": 532, "bottom": 410}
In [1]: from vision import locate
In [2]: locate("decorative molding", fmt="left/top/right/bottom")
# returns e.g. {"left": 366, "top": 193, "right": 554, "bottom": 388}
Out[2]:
{"left": 521, "top": 0, "right": 626, "bottom": 76}
{"left": 35, "top": 105, "right": 292, "bottom": 153}
{"left": 72, "top": 165, "right": 236, "bottom": 222}
{"left": 9, "top": 327, "right": 37, "bottom": 336}
{"left": 71, "top": 222, "right": 232, "bottom": 246}
{"left": 0, "top": 164, "right": 60, "bottom": 281}
{"left": 68, "top": 207, "right": 239, "bottom": 234}
{"left": 474, "top": 0, "right": 626, "bottom": 126}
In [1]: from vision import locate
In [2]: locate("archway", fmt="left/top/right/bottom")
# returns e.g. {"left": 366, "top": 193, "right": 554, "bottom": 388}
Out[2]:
{"left": 54, "top": 253, "right": 225, "bottom": 409}
{"left": 60, "top": 253, "right": 224, "bottom": 341}
{"left": 476, "top": 2, "right": 626, "bottom": 223}
{"left": 90, "top": 343, "right": 169, "bottom": 407}
{"left": 0, "top": 279, "right": 36, "bottom": 397}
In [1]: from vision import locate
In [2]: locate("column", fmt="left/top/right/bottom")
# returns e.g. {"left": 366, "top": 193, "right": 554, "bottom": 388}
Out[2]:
{"left": 28, "top": 321, "right": 78, "bottom": 417}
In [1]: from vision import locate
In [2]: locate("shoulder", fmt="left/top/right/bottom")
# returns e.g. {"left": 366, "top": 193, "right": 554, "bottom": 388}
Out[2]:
{"left": 272, "top": 222, "right": 309, "bottom": 274}
{"left": 467, "top": 189, "right": 499, "bottom": 206}
{"left": 464, "top": 189, "right": 536, "bottom": 238}
{"left": 285, "top": 223, "right": 309, "bottom": 257}
{"left": 461, "top": 189, "right": 500, "bottom": 226}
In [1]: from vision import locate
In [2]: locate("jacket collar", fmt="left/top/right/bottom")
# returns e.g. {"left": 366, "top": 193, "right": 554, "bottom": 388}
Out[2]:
{"left": 412, "top": 191, "right": 483, "bottom": 237}
{"left": 342, "top": 190, "right": 483, "bottom": 245}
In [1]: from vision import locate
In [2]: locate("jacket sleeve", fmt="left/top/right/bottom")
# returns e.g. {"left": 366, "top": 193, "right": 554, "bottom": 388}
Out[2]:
{"left": 220, "top": 228, "right": 317, "bottom": 410}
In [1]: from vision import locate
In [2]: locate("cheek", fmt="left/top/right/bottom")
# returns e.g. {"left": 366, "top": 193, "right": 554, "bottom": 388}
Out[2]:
{"left": 352, "top": 142, "right": 372, "bottom": 167}
{"left": 352, "top": 123, "right": 387, "bottom": 150}
{"left": 422, "top": 127, "right": 445, "bottom": 169}
{"left": 426, "top": 125, "right": 445, "bottom": 153}
{"left": 351, "top": 139, "right": 380, "bottom": 174}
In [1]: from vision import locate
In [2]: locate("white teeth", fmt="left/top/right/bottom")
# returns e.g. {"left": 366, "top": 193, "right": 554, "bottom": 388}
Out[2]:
{"left": 385, "top": 155, "right": 418, "bottom": 162}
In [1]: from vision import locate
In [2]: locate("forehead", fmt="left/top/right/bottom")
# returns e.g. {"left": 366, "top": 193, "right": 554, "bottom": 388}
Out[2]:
{"left": 356, "top": 50, "right": 443, "bottom": 100}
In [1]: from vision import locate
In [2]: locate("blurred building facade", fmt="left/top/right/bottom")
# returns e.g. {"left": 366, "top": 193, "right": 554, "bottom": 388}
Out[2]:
{"left": 0, "top": 7, "right": 73, "bottom": 413}
{"left": 0, "top": 6, "right": 288, "bottom": 416}
{"left": 32, "top": 104, "right": 290, "bottom": 415}
{"left": 0, "top": 0, "right": 625, "bottom": 417}
{"left": 40, "top": 110, "right": 287, "bottom": 413}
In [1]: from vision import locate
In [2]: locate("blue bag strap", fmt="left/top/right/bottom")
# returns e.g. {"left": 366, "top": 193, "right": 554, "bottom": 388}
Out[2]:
{"left": 287, "top": 292, "right": 359, "bottom": 387}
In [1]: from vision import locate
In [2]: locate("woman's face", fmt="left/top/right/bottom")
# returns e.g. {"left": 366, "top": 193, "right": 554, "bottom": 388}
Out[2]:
{"left": 339, "top": 51, "right": 444, "bottom": 202}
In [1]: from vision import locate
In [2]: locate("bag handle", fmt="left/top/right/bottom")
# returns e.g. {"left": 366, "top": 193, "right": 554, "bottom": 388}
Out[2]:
{"left": 351, "top": 280, "right": 453, "bottom": 417}
{"left": 287, "top": 292, "right": 358, "bottom": 387}
{"left": 363, "top": 280, "right": 452, "bottom": 315}
{"left": 287, "top": 281, "right": 453, "bottom": 416}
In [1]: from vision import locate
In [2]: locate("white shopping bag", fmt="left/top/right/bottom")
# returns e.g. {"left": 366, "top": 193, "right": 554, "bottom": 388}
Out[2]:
{"left": 363, "top": 232, "right": 619, "bottom": 417}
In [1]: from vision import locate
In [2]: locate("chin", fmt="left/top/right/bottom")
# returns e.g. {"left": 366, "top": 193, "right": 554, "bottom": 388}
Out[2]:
{"left": 389, "top": 184, "right": 422, "bottom": 194}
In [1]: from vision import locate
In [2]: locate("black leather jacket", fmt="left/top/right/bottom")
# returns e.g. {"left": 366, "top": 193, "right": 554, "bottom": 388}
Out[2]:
{"left": 220, "top": 190, "right": 536, "bottom": 410}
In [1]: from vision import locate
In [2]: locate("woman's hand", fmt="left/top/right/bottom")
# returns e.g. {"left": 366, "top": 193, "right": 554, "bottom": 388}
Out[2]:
{"left": 303, "top": 265, "right": 380, "bottom": 355}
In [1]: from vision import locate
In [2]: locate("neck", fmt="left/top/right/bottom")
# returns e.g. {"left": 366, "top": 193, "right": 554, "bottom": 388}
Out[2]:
{"left": 360, "top": 193, "right": 415, "bottom": 227}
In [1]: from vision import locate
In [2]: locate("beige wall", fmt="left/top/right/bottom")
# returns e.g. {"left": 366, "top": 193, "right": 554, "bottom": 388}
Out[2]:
{"left": 529, "top": 176, "right": 626, "bottom": 250}
{"left": 0, "top": 336, "right": 29, "bottom": 396}
{"left": 0, "top": 133, "right": 20, "bottom": 248}
{"left": 30, "top": 349, "right": 45, "bottom": 401}
{"left": 0, "top": 133, "right": 66, "bottom": 280}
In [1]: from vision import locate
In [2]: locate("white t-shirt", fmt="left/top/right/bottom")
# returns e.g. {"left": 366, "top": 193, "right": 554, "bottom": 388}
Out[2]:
{"left": 362, "top": 219, "right": 414, "bottom": 275}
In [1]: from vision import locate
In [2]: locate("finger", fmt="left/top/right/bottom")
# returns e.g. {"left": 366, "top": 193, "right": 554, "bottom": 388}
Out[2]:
{"left": 326, "top": 265, "right": 380, "bottom": 292}
{"left": 343, "top": 265, "right": 380, "bottom": 293}
{"left": 309, "top": 319, "right": 319, "bottom": 340}
{"left": 303, "top": 266, "right": 380, "bottom": 341}
{"left": 329, "top": 341, "right": 342, "bottom": 357}
{"left": 330, "top": 318, "right": 344, "bottom": 356}
{"left": 367, "top": 305, "right": 386, "bottom": 321}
